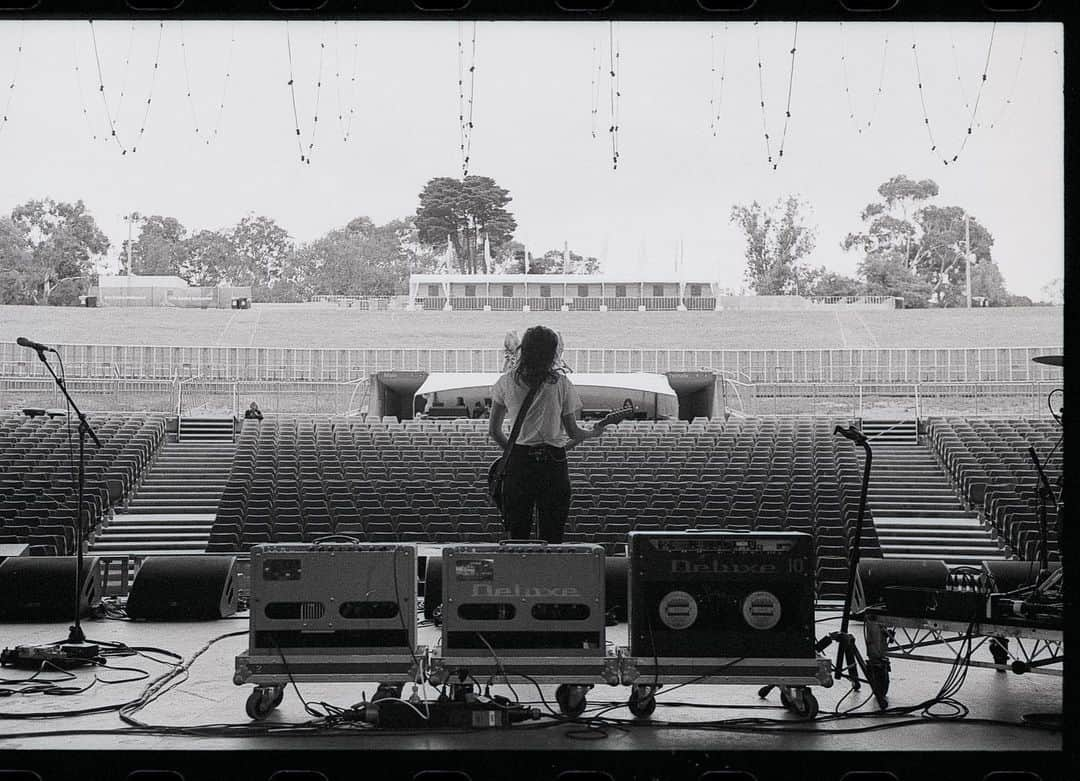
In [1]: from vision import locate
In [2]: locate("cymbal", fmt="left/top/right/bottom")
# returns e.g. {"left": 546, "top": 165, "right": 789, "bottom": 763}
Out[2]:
{"left": 1032, "top": 355, "right": 1063, "bottom": 367}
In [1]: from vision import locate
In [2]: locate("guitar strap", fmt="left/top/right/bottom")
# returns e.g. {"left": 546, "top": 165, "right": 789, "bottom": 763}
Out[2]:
{"left": 504, "top": 383, "right": 542, "bottom": 462}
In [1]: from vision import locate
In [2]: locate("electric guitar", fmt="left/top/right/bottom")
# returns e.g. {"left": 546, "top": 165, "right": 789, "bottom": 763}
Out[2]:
{"left": 487, "top": 403, "right": 637, "bottom": 511}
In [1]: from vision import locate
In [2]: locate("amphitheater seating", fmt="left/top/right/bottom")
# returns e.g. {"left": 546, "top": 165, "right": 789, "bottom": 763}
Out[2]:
{"left": 927, "top": 418, "right": 1062, "bottom": 563}
{"left": 0, "top": 412, "right": 166, "bottom": 554}
{"left": 207, "top": 415, "right": 878, "bottom": 598}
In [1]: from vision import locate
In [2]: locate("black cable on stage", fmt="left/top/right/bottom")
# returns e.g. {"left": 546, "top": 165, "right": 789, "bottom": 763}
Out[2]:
{"left": 838, "top": 22, "right": 888, "bottom": 137}
{"left": 911, "top": 22, "right": 996, "bottom": 166}
{"left": 0, "top": 21, "right": 24, "bottom": 139}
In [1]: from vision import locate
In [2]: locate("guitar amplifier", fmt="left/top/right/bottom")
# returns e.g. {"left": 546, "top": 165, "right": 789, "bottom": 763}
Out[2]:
{"left": 628, "top": 531, "right": 816, "bottom": 659}
{"left": 249, "top": 543, "right": 416, "bottom": 655}
{"left": 441, "top": 543, "right": 606, "bottom": 657}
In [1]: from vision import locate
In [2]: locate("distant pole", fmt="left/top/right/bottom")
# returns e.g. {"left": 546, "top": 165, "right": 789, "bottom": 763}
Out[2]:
{"left": 964, "top": 213, "right": 972, "bottom": 308}
{"left": 564, "top": 240, "right": 569, "bottom": 274}
{"left": 125, "top": 214, "right": 134, "bottom": 275}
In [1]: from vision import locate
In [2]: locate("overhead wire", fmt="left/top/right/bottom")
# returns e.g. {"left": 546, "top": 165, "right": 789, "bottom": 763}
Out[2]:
{"left": 608, "top": 20, "right": 620, "bottom": 170}
{"left": 754, "top": 21, "right": 799, "bottom": 170}
{"left": 334, "top": 21, "right": 361, "bottom": 143}
{"left": 911, "top": 22, "right": 996, "bottom": 166}
{"left": 284, "top": 20, "right": 325, "bottom": 164}
{"left": 707, "top": 25, "right": 729, "bottom": 137}
{"left": 87, "top": 19, "right": 164, "bottom": 155}
{"left": 179, "top": 21, "right": 235, "bottom": 145}
{"left": 838, "top": 22, "right": 888, "bottom": 136}
{"left": 0, "top": 21, "right": 25, "bottom": 139}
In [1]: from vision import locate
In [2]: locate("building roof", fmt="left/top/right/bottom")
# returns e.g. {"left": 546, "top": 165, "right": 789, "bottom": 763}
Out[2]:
{"left": 97, "top": 275, "right": 189, "bottom": 288}
{"left": 414, "top": 372, "right": 677, "bottom": 398}
{"left": 409, "top": 273, "right": 715, "bottom": 285}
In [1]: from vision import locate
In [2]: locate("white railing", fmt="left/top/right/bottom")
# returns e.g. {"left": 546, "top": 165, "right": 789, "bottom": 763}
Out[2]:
{"left": 808, "top": 295, "right": 900, "bottom": 307}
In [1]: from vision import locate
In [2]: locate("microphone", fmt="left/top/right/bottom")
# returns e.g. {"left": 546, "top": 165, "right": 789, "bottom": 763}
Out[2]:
{"left": 16, "top": 337, "right": 57, "bottom": 354}
{"left": 833, "top": 425, "right": 867, "bottom": 444}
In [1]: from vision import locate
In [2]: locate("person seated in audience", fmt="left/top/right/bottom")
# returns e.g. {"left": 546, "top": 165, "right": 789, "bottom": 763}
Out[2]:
{"left": 244, "top": 402, "right": 264, "bottom": 421}
{"left": 472, "top": 401, "right": 487, "bottom": 419}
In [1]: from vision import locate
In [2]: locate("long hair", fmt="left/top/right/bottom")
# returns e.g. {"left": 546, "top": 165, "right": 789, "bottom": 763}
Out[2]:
{"left": 513, "top": 325, "right": 560, "bottom": 389}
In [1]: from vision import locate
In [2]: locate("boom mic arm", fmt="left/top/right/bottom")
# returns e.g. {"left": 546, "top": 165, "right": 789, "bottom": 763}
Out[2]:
{"left": 833, "top": 425, "right": 868, "bottom": 444}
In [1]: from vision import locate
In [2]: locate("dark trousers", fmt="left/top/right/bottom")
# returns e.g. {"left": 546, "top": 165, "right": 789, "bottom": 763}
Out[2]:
{"left": 501, "top": 444, "right": 571, "bottom": 543}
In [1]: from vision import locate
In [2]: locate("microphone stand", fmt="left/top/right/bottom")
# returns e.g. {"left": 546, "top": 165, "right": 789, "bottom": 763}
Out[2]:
{"left": 33, "top": 347, "right": 102, "bottom": 645}
{"left": 1027, "top": 447, "right": 1055, "bottom": 588}
{"left": 813, "top": 425, "right": 888, "bottom": 709}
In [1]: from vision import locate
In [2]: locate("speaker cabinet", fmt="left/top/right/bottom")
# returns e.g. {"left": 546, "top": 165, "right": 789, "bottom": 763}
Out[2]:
{"left": 853, "top": 559, "right": 950, "bottom": 613}
{"left": 127, "top": 556, "right": 238, "bottom": 621}
{"left": 0, "top": 556, "right": 101, "bottom": 621}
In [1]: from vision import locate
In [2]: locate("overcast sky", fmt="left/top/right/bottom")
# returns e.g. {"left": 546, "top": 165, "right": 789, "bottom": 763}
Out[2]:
{"left": 0, "top": 20, "right": 1063, "bottom": 299}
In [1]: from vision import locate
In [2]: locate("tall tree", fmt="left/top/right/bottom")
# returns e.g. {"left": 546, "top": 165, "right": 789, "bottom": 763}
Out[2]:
{"left": 182, "top": 229, "right": 234, "bottom": 286}
{"left": 126, "top": 215, "right": 190, "bottom": 278}
{"left": 730, "top": 196, "right": 817, "bottom": 295}
{"left": 844, "top": 175, "right": 998, "bottom": 306}
{"left": 9, "top": 199, "right": 109, "bottom": 305}
{"left": 415, "top": 175, "right": 517, "bottom": 274}
{"left": 0, "top": 216, "right": 35, "bottom": 304}
{"left": 228, "top": 215, "right": 294, "bottom": 300}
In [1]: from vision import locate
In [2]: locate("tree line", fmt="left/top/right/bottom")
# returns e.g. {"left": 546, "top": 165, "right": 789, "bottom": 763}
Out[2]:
{"left": 0, "top": 172, "right": 1046, "bottom": 306}
{"left": 731, "top": 174, "right": 1036, "bottom": 307}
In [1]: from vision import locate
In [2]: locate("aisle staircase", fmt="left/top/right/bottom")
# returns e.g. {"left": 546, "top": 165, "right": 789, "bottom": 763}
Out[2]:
{"left": 90, "top": 418, "right": 234, "bottom": 557}
{"left": 861, "top": 419, "right": 1008, "bottom": 566}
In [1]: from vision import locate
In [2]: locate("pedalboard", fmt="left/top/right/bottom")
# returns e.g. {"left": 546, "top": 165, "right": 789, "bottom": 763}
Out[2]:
{"left": 0, "top": 643, "right": 103, "bottom": 669}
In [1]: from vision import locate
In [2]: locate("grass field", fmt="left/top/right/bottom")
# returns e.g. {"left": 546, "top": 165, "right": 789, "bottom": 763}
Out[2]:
{"left": 1, "top": 303, "right": 1063, "bottom": 350}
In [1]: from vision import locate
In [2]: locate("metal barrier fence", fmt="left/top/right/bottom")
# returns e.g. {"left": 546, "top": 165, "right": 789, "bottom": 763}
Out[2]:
{"left": 0, "top": 344, "right": 1062, "bottom": 384}
{"left": 2, "top": 375, "right": 1058, "bottom": 419}
{"left": 724, "top": 380, "right": 1061, "bottom": 419}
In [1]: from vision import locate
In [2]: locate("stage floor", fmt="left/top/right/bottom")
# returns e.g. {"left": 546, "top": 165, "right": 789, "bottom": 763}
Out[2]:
{"left": 0, "top": 608, "right": 1062, "bottom": 760}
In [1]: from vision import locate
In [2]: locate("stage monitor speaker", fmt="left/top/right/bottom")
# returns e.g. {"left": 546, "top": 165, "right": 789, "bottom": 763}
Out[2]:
{"left": 981, "top": 560, "right": 1062, "bottom": 593}
{"left": 127, "top": 556, "right": 238, "bottom": 621}
{"left": 853, "top": 559, "right": 949, "bottom": 614}
{"left": 0, "top": 556, "right": 101, "bottom": 621}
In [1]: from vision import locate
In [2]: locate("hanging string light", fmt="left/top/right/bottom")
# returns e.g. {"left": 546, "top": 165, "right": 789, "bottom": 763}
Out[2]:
{"left": 72, "top": 33, "right": 100, "bottom": 142}
{"left": 0, "top": 22, "right": 24, "bottom": 139}
{"left": 839, "top": 22, "right": 888, "bottom": 136}
{"left": 179, "top": 21, "right": 234, "bottom": 145}
{"left": 707, "top": 24, "right": 728, "bottom": 137}
{"left": 590, "top": 40, "right": 601, "bottom": 139}
{"left": 109, "top": 23, "right": 135, "bottom": 128}
{"left": 911, "top": 22, "right": 996, "bottom": 166}
{"left": 608, "top": 20, "right": 620, "bottom": 170}
{"left": 949, "top": 36, "right": 974, "bottom": 121}
{"left": 88, "top": 19, "right": 164, "bottom": 155}
{"left": 334, "top": 21, "right": 361, "bottom": 143}
{"left": 455, "top": 22, "right": 477, "bottom": 177}
{"left": 285, "top": 20, "right": 326, "bottom": 165}
{"left": 755, "top": 21, "right": 799, "bottom": 170}
{"left": 983, "top": 27, "right": 1026, "bottom": 130}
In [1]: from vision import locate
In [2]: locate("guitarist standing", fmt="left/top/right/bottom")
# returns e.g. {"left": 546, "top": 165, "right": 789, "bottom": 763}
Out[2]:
{"left": 488, "top": 325, "right": 607, "bottom": 543}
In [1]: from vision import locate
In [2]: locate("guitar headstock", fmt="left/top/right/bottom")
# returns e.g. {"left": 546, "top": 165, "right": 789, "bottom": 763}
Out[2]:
{"left": 599, "top": 404, "right": 636, "bottom": 428}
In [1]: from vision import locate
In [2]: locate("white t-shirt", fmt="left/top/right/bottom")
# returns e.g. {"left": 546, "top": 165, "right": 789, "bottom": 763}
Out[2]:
{"left": 491, "top": 371, "right": 583, "bottom": 448}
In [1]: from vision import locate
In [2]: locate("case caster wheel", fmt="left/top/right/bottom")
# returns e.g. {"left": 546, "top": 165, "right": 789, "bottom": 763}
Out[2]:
{"left": 372, "top": 682, "right": 404, "bottom": 702}
{"left": 246, "top": 685, "right": 283, "bottom": 720}
{"left": 789, "top": 687, "right": 819, "bottom": 719}
{"left": 555, "top": 684, "right": 589, "bottom": 718}
{"left": 628, "top": 684, "right": 657, "bottom": 718}
{"left": 990, "top": 637, "right": 1009, "bottom": 668}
